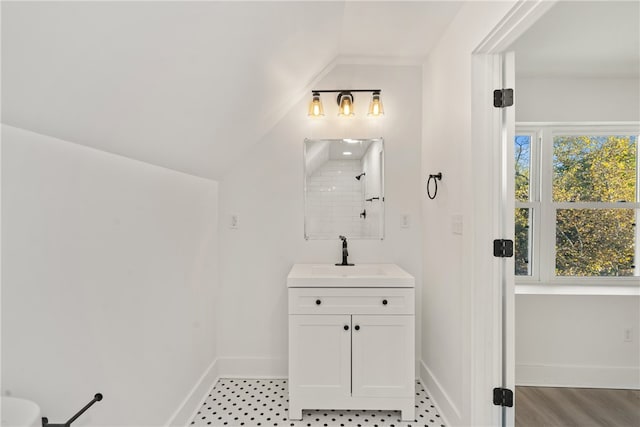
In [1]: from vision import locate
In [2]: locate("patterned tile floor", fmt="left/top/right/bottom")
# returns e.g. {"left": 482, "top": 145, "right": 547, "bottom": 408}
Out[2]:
{"left": 190, "top": 379, "right": 445, "bottom": 427}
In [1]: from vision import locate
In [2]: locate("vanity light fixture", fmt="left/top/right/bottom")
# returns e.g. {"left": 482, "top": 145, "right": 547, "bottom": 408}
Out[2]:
{"left": 368, "top": 91, "right": 384, "bottom": 116}
{"left": 337, "top": 92, "right": 354, "bottom": 117}
{"left": 308, "top": 89, "right": 383, "bottom": 117}
{"left": 308, "top": 92, "right": 324, "bottom": 117}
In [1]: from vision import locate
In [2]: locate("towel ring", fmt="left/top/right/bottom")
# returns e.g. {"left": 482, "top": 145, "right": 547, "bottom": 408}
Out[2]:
{"left": 427, "top": 172, "right": 442, "bottom": 200}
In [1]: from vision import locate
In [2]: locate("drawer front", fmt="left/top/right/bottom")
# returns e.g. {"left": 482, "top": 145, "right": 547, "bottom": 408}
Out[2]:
{"left": 288, "top": 288, "right": 414, "bottom": 315}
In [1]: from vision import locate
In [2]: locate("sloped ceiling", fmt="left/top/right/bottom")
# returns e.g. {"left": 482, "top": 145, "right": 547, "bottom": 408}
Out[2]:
{"left": 2, "top": 1, "right": 462, "bottom": 180}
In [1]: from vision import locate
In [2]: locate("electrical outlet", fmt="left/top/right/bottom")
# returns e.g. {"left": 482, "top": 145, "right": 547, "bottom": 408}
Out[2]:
{"left": 230, "top": 214, "right": 239, "bottom": 229}
{"left": 401, "top": 214, "right": 410, "bottom": 228}
{"left": 624, "top": 328, "right": 632, "bottom": 342}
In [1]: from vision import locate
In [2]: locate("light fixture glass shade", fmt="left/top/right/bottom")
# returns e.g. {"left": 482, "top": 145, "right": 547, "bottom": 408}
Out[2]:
{"left": 308, "top": 93, "right": 324, "bottom": 117}
{"left": 368, "top": 92, "right": 384, "bottom": 116}
{"left": 338, "top": 92, "right": 355, "bottom": 117}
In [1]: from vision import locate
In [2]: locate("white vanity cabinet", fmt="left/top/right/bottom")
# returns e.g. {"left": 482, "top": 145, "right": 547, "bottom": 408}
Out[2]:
{"left": 287, "top": 264, "right": 415, "bottom": 422}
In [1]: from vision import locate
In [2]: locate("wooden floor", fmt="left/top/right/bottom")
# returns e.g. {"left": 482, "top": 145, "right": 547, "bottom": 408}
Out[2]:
{"left": 515, "top": 386, "right": 640, "bottom": 427}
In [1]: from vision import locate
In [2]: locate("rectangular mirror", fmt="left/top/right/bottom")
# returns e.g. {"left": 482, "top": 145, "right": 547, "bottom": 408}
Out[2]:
{"left": 304, "top": 138, "right": 384, "bottom": 240}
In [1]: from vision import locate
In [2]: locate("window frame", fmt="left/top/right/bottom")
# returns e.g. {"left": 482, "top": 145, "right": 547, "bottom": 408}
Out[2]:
{"left": 515, "top": 122, "right": 640, "bottom": 292}
{"left": 514, "top": 129, "right": 541, "bottom": 279}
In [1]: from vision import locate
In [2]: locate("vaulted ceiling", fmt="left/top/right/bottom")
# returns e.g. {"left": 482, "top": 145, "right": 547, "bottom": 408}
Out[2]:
{"left": 2, "top": 1, "right": 463, "bottom": 180}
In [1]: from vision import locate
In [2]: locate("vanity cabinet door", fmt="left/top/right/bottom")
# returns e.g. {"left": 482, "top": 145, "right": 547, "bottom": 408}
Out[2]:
{"left": 289, "top": 314, "right": 352, "bottom": 400}
{"left": 351, "top": 315, "right": 415, "bottom": 398}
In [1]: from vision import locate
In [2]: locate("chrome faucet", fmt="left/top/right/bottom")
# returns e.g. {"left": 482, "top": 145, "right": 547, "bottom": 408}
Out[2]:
{"left": 336, "top": 235, "right": 354, "bottom": 266}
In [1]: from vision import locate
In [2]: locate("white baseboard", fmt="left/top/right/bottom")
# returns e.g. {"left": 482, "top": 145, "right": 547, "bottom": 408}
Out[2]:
{"left": 418, "top": 360, "right": 458, "bottom": 426}
{"left": 516, "top": 363, "right": 640, "bottom": 389}
{"left": 165, "top": 359, "right": 220, "bottom": 427}
{"left": 216, "top": 357, "right": 288, "bottom": 378}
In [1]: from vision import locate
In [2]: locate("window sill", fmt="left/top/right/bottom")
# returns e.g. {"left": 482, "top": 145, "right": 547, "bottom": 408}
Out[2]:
{"left": 515, "top": 283, "right": 640, "bottom": 296}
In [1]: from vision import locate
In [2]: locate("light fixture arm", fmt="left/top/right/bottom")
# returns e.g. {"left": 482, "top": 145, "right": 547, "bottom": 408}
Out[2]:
{"left": 311, "top": 89, "right": 382, "bottom": 94}
{"left": 311, "top": 89, "right": 382, "bottom": 105}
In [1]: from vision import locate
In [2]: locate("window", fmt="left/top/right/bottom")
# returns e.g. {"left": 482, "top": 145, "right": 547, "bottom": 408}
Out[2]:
{"left": 515, "top": 134, "right": 535, "bottom": 276}
{"left": 514, "top": 124, "right": 639, "bottom": 284}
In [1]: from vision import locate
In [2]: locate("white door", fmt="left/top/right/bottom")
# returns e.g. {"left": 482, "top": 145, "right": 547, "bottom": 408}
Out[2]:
{"left": 498, "top": 51, "right": 516, "bottom": 427}
{"left": 471, "top": 2, "right": 554, "bottom": 423}
{"left": 288, "top": 314, "right": 351, "bottom": 400}
{"left": 351, "top": 315, "right": 414, "bottom": 398}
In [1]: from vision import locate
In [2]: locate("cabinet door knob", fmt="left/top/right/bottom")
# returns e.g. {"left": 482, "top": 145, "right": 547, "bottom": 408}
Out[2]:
{"left": 315, "top": 299, "right": 321, "bottom": 305}
{"left": 344, "top": 325, "right": 349, "bottom": 331}
{"left": 382, "top": 299, "right": 388, "bottom": 305}
{"left": 354, "top": 325, "right": 360, "bottom": 331}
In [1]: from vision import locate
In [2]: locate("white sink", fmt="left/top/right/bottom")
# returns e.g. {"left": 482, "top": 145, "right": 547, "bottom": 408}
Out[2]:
{"left": 287, "top": 264, "right": 414, "bottom": 287}
{"left": 1, "top": 396, "right": 41, "bottom": 427}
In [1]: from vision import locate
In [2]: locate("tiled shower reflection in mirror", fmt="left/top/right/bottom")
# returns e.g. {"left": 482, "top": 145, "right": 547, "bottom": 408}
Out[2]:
{"left": 304, "top": 138, "right": 384, "bottom": 240}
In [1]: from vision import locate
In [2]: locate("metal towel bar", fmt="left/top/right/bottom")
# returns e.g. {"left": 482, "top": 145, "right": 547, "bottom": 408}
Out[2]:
{"left": 42, "top": 393, "right": 103, "bottom": 427}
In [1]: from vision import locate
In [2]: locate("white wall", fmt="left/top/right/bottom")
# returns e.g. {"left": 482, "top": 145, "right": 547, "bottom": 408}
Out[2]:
{"left": 1, "top": 125, "right": 219, "bottom": 426}
{"left": 516, "top": 295, "right": 640, "bottom": 389}
{"left": 420, "top": 2, "right": 518, "bottom": 425}
{"left": 514, "top": 76, "right": 640, "bottom": 389}
{"left": 217, "top": 64, "right": 423, "bottom": 377}
{"left": 516, "top": 77, "right": 640, "bottom": 122}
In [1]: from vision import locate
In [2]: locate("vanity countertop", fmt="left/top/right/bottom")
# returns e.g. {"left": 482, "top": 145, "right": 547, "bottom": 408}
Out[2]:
{"left": 287, "top": 263, "right": 415, "bottom": 288}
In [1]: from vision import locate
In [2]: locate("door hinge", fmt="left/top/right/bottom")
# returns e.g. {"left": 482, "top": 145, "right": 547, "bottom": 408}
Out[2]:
{"left": 493, "top": 387, "right": 514, "bottom": 407}
{"left": 493, "top": 88, "right": 514, "bottom": 108}
{"left": 493, "top": 239, "right": 514, "bottom": 258}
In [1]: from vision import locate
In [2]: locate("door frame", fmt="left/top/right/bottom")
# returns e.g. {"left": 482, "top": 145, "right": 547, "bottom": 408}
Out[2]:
{"left": 470, "top": 1, "right": 557, "bottom": 425}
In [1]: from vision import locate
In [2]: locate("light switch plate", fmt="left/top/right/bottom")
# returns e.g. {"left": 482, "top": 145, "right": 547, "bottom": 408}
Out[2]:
{"left": 451, "top": 214, "right": 463, "bottom": 235}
